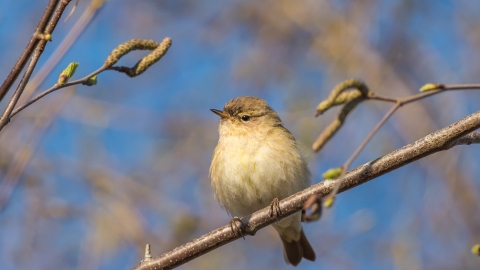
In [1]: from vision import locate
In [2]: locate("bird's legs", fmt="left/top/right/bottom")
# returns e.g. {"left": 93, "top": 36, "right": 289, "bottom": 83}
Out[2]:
{"left": 229, "top": 216, "right": 245, "bottom": 239}
{"left": 269, "top": 198, "right": 282, "bottom": 220}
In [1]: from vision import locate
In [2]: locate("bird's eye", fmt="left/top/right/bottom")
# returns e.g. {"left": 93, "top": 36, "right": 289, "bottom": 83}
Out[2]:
{"left": 241, "top": 115, "right": 251, "bottom": 122}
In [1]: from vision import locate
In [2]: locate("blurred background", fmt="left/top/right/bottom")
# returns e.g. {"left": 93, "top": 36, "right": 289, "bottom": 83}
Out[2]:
{"left": 0, "top": 0, "right": 480, "bottom": 269}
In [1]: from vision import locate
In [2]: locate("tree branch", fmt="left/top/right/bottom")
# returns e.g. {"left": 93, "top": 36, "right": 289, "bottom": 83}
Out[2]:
{"left": 0, "top": 0, "right": 72, "bottom": 132}
{"left": 0, "top": 0, "right": 59, "bottom": 101}
{"left": 18, "top": 0, "right": 104, "bottom": 105}
{"left": 308, "top": 80, "right": 480, "bottom": 213}
{"left": 132, "top": 110, "right": 480, "bottom": 270}
{"left": 9, "top": 37, "right": 172, "bottom": 121}
{"left": 10, "top": 66, "right": 106, "bottom": 119}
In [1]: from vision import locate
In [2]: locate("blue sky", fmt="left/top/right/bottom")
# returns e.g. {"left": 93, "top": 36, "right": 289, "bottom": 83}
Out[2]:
{"left": 0, "top": 1, "right": 480, "bottom": 269}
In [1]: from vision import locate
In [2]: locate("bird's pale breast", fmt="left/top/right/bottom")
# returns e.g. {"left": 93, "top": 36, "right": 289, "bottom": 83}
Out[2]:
{"left": 210, "top": 125, "right": 310, "bottom": 217}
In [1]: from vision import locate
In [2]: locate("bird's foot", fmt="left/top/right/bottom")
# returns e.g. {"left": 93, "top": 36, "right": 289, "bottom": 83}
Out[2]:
{"left": 268, "top": 198, "right": 282, "bottom": 220}
{"left": 229, "top": 216, "right": 245, "bottom": 239}
{"left": 302, "top": 195, "right": 323, "bottom": 222}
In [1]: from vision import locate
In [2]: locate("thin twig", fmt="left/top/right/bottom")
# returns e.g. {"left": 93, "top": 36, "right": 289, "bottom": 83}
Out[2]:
{"left": 19, "top": 0, "right": 104, "bottom": 104}
{"left": 445, "top": 131, "right": 480, "bottom": 149}
{"left": 10, "top": 66, "right": 107, "bottom": 118}
{"left": 0, "top": 1, "right": 103, "bottom": 211}
{"left": 306, "top": 82, "right": 480, "bottom": 216}
{"left": 8, "top": 37, "right": 171, "bottom": 124}
{"left": 9, "top": 37, "right": 171, "bottom": 122}
{"left": 64, "top": 0, "right": 80, "bottom": 22}
{"left": 323, "top": 102, "right": 400, "bottom": 203}
{"left": 132, "top": 109, "right": 480, "bottom": 270}
{"left": 0, "top": 0, "right": 72, "bottom": 132}
{"left": 0, "top": 0, "right": 60, "bottom": 101}
{"left": 370, "top": 84, "right": 480, "bottom": 105}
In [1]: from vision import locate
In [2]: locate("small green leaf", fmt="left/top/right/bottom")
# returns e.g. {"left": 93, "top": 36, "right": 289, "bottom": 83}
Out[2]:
{"left": 323, "top": 197, "right": 335, "bottom": 208}
{"left": 83, "top": 75, "right": 97, "bottom": 86}
{"left": 57, "top": 62, "right": 79, "bottom": 86}
{"left": 472, "top": 244, "right": 480, "bottom": 256}
{"left": 322, "top": 167, "right": 343, "bottom": 179}
{"left": 419, "top": 83, "right": 444, "bottom": 92}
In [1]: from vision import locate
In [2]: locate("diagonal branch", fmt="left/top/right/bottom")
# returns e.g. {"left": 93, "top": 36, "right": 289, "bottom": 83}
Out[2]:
{"left": 10, "top": 66, "right": 106, "bottom": 119}
{"left": 132, "top": 110, "right": 480, "bottom": 270}
{"left": 18, "top": 0, "right": 105, "bottom": 105}
{"left": 0, "top": 0, "right": 72, "bottom": 132}
{"left": 0, "top": 0, "right": 59, "bottom": 101}
{"left": 306, "top": 81, "right": 480, "bottom": 216}
{"left": 9, "top": 37, "right": 171, "bottom": 122}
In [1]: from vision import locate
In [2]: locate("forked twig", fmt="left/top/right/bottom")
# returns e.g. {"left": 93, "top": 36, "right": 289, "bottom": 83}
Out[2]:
{"left": 19, "top": 0, "right": 105, "bottom": 105}
{"left": 304, "top": 80, "right": 480, "bottom": 220}
{"left": 0, "top": 0, "right": 73, "bottom": 132}
{"left": 0, "top": 0, "right": 61, "bottom": 101}
{"left": 6, "top": 38, "right": 172, "bottom": 125}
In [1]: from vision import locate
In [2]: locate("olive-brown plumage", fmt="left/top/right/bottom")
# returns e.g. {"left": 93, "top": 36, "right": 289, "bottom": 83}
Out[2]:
{"left": 210, "top": 96, "right": 315, "bottom": 266}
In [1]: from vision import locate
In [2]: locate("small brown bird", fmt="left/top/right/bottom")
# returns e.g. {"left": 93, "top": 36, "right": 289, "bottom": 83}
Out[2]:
{"left": 209, "top": 96, "right": 315, "bottom": 266}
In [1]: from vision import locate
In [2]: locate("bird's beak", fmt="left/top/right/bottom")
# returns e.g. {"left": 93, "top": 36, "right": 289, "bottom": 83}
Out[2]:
{"left": 210, "top": 109, "right": 231, "bottom": 119}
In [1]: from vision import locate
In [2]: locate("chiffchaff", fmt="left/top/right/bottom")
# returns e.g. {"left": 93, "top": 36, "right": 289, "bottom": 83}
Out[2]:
{"left": 209, "top": 96, "right": 315, "bottom": 266}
